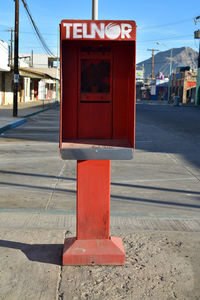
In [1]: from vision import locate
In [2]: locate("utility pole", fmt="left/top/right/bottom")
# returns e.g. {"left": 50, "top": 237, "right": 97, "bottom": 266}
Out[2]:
{"left": 13, "top": 0, "right": 19, "bottom": 117}
{"left": 7, "top": 28, "right": 14, "bottom": 66}
{"left": 142, "top": 64, "right": 145, "bottom": 80}
{"left": 92, "top": 0, "right": 98, "bottom": 20}
{"left": 147, "top": 49, "right": 159, "bottom": 80}
{"left": 31, "top": 50, "right": 33, "bottom": 67}
{"left": 56, "top": 26, "right": 59, "bottom": 101}
{"left": 156, "top": 42, "right": 173, "bottom": 102}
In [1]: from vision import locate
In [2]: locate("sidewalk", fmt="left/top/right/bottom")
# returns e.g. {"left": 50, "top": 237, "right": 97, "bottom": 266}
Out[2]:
{"left": 0, "top": 100, "right": 58, "bottom": 134}
{"left": 0, "top": 211, "right": 200, "bottom": 300}
{"left": 137, "top": 99, "right": 200, "bottom": 108}
{"left": 0, "top": 103, "right": 200, "bottom": 299}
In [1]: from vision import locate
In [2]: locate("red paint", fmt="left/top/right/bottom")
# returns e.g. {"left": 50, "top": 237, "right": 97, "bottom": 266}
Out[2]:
{"left": 77, "top": 160, "right": 110, "bottom": 239}
{"left": 60, "top": 20, "right": 136, "bottom": 41}
{"left": 187, "top": 81, "right": 196, "bottom": 88}
{"left": 63, "top": 237, "right": 125, "bottom": 265}
{"left": 60, "top": 20, "right": 136, "bottom": 265}
{"left": 62, "top": 159, "right": 126, "bottom": 265}
{"left": 60, "top": 39, "right": 136, "bottom": 146}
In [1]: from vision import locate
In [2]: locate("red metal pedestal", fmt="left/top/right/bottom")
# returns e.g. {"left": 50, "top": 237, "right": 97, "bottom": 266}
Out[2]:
{"left": 63, "top": 160, "right": 125, "bottom": 265}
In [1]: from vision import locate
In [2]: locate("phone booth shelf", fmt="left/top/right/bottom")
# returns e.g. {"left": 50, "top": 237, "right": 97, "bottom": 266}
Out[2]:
{"left": 60, "top": 20, "right": 136, "bottom": 265}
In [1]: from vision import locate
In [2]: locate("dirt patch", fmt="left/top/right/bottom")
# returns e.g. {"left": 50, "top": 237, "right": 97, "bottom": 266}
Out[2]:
{"left": 59, "top": 231, "right": 200, "bottom": 300}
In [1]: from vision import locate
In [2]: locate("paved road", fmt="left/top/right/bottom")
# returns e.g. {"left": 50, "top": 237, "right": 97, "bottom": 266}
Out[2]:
{"left": 0, "top": 102, "right": 200, "bottom": 300}
{"left": 0, "top": 102, "right": 199, "bottom": 218}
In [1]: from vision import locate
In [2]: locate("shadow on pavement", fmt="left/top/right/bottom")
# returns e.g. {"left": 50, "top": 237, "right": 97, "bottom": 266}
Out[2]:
{"left": 1, "top": 179, "right": 200, "bottom": 210}
{"left": 111, "top": 182, "right": 200, "bottom": 196}
{"left": 0, "top": 239, "right": 63, "bottom": 265}
{"left": 0, "top": 170, "right": 75, "bottom": 182}
{"left": 112, "top": 194, "right": 200, "bottom": 210}
{"left": 0, "top": 170, "right": 200, "bottom": 197}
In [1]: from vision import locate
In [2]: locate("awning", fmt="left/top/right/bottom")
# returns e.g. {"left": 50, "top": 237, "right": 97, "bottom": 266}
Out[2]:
{"left": 19, "top": 69, "right": 45, "bottom": 79}
{"left": 45, "top": 79, "right": 57, "bottom": 84}
{"left": 11, "top": 67, "right": 55, "bottom": 80}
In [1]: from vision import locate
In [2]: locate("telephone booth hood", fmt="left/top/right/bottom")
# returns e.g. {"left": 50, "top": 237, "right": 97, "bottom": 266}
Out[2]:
{"left": 60, "top": 20, "right": 136, "bottom": 160}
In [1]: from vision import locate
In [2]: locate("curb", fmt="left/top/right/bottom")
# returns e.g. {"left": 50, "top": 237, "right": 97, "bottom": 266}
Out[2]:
{"left": 0, "top": 118, "right": 27, "bottom": 134}
{"left": 0, "top": 102, "right": 59, "bottom": 134}
{"left": 23, "top": 102, "right": 59, "bottom": 118}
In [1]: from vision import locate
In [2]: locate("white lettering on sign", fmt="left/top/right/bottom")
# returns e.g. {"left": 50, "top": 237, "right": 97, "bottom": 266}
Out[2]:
{"left": 121, "top": 23, "right": 132, "bottom": 39}
{"left": 82, "top": 23, "right": 105, "bottom": 39}
{"left": 73, "top": 23, "right": 83, "bottom": 38}
{"left": 63, "top": 22, "right": 133, "bottom": 40}
{"left": 63, "top": 23, "right": 72, "bottom": 38}
{"left": 92, "top": 23, "right": 105, "bottom": 39}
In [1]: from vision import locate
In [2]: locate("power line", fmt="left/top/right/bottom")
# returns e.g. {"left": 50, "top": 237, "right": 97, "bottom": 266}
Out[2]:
{"left": 0, "top": 42, "right": 9, "bottom": 51}
{"left": 138, "top": 60, "right": 198, "bottom": 66}
{"left": 19, "top": 31, "right": 57, "bottom": 36}
{"left": 20, "top": 45, "right": 57, "bottom": 48}
{"left": 139, "top": 18, "right": 193, "bottom": 30}
{"left": 138, "top": 34, "right": 192, "bottom": 43}
{"left": 21, "top": 0, "right": 55, "bottom": 56}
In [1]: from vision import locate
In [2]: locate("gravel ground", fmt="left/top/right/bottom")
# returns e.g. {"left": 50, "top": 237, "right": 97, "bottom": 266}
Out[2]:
{"left": 59, "top": 231, "right": 200, "bottom": 300}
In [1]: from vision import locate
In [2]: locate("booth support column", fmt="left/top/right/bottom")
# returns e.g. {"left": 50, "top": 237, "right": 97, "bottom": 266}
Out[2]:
{"left": 77, "top": 160, "right": 110, "bottom": 240}
{"left": 63, "top": 159, "right": 125, "bottom": 265}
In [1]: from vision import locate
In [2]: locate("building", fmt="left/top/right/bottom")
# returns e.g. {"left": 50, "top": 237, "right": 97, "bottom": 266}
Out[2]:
{"left": 150, "top": 73, "right": 169, "bottom": 101}
{"left": 1, "top": 66, "right": 57, "bottom": 105}
{"left": 194, "top": 29, "right": 200, "bottom": 105}
{"left": 136, "top": 66, "right": 144, "bottom": 83}
{"left": 19, "top": 53, "right": 59, "bottom": 101}
{"left": 0, "top": 43, "right": 59, "bottom": 105}
{"left": 0, "top": 41, "right": 10, "bottom": 105}
{"left": 196, "top": 71, "right": 200, "bottom": 105}
{"left": 170, "top": 66, "right": 197, "bottom": 104}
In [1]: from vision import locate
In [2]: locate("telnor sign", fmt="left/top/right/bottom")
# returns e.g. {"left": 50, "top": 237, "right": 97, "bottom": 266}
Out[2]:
{"left": 60, "top": 20, "right": 136, "bottom": 41}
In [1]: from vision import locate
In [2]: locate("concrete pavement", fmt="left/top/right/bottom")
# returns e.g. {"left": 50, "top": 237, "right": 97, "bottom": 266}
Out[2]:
{"left": 0, "top": 102, "right": 200, "bottom": 299}
{"left": 0, "top": 100, "right": 58, "bottom": 134}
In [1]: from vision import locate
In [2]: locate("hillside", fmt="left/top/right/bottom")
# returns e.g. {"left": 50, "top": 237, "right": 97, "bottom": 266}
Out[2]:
{"left": 137, "top": 47, "right": 198, "bottom": 78}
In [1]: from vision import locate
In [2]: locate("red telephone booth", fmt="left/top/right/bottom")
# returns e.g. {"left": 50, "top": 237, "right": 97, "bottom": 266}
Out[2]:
{"left": 60, "top": 20, "right": 136, "bottom": 265}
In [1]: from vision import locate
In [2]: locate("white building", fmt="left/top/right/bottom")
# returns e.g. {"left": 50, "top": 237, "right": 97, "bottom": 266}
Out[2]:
{"left": 19, "top": 53, "right": 59, "bottom": 101}
{"left": 0, "top": 41, "right": 10, "bottom": 105}
{"left": 0, "top": 41, "right": 10, "bottom": 72}
{"left": 0, "top": 46, "right": 59, "bottom": 105}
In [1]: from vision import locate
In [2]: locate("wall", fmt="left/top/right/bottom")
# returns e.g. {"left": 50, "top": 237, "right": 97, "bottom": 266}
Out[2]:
{"left": 0, "top": 41, "right": 10, "bottom": 72}
{"left": 0, "top": 73, "right": 2, "bottom": 105}
{"left": 19, "top": 53, "right": 51, "bottom": 68}
{"left": 195, "top": 68, "right": 200, "bottom": 105}
{"left": 4, "top": 73, "right": 13, "bottom": 105}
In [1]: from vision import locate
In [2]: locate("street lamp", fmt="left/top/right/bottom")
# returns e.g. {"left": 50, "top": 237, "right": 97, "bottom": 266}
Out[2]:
{"left": 92, "top": 0, "right": 98, "bottom": 20}
{"left": 156, "top": 41, "right": 173, "bottom": 102}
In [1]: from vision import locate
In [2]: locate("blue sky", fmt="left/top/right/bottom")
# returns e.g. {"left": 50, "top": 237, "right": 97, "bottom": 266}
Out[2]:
{"left": 0, "top": 0, "right": 199, "bottom": 63}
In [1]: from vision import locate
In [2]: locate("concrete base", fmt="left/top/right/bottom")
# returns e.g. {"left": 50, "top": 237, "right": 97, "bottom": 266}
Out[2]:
{"left": 63, "top": 237, "right": 125, "bottom": 265}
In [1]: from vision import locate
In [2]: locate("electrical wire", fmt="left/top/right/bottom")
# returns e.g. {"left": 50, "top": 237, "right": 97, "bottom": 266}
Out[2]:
{"left": 137, "top": 61, "right": 197, "bottom": 66}
{"left": 140, "top": 18, "right": 193, "bottom": 30}
{"left": 21, "top": 0, "right": 55, "bottom": 57}
{"left": 19, "top": 31, "right": 57, "bottom": 36}
{"left": 0, "top": 42, "right": 9, "bottom": 51}
{"left": 138, "top": 35, "right": 192, "bottom": 43}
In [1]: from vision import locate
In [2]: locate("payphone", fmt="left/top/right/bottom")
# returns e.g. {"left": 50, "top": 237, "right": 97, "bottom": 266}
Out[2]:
{"left": 60, "top": 20, "right": 136, "bottom": 265}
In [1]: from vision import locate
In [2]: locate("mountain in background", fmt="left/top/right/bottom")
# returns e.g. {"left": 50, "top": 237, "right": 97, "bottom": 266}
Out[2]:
{"left": 137, "top": 47, "right": 198, "bottom": 78}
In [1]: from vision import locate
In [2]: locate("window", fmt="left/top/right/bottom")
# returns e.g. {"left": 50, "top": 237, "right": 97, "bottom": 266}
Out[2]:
{"left": 81, "top": 59, "right": 111, "bottom": 94}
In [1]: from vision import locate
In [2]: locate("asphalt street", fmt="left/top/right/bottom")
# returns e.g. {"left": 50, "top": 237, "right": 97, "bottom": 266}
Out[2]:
{"left": 0, "top": 102, "right": 200, "bottom": 300}
{"left": 0, "top": 102, "right": 200, "bottom": 218}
